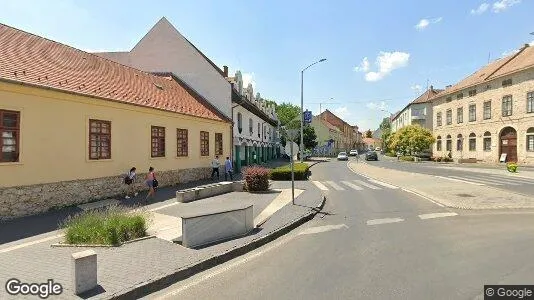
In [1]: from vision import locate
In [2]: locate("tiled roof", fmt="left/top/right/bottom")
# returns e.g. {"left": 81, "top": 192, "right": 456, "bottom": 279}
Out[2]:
{"left": 436, "top": 44, "right": 534, "bottom": 98}
{"left": 411, "top": 87, "right": 443, "bottom": 104}
{"left": 0, "top": 23, "right": 228, "bottom": 122}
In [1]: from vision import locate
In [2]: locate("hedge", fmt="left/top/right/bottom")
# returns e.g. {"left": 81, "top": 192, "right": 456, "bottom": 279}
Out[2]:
{"left": 270, "top": 163, "right": 310, "bottom": 180}
{"left": 400, "top": 155, "right": 415, "bottom": 161}
{"left": 243, "top": 166, "right": 271, "bottom": 191}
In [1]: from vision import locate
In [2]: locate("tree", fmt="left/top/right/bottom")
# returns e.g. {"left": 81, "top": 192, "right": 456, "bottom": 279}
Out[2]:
{"left": 379, "top": 117, "right": 392, "bottom": 152}
{"left": 379, "top": 117, "right": 391, "bottom": 131}
{"left": 388, "top": 125, "right": 435, "bottom": 155}
{"left": 365, "top": 129, "right": 373, "bottom": 138}
{"left": 276, "top": 102, "right": 300, "bottom": 128}
{"left": 281, "top": 125, "right": 318, "bottom": 150}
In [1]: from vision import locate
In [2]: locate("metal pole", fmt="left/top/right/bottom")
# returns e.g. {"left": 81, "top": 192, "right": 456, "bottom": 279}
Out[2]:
{"left": 290, "top": 141, "right": 295, "bottom": 204}
{"left": 300, "top": 70, "right": 304, "bottom": 163}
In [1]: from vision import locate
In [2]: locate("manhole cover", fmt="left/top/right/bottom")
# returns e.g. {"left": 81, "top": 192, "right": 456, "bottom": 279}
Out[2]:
{"left": 456, "top": 193, "right": 475, "bottom": 198}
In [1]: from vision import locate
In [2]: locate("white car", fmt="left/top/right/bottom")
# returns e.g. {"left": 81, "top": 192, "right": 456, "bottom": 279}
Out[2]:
{"left": 349, "top": 150, "right": 358, "bottom": 156}
{"left": 337, "top": 152, "right": 348, "bottom": 161}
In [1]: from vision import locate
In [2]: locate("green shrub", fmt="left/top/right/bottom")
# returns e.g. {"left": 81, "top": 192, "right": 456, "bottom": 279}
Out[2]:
{"left": 243, "top": 166, "right": 271, "bottom": 191}
{"left": 400, "top": 155, "right": 415, "bottom": 161}
{"left": 385, "top": 151, "right": 396, "bottom": 157}
{"left": 270, "top": 163, "right": 310, "bottom": 180}
{"left": 507, "top": 163, "right": 518, "bottom": 173}
{"left": 62, "top": 206, "right": 147, "bottom": 246}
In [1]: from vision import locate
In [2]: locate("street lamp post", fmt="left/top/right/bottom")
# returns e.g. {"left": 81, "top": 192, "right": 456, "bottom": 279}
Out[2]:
{"left": 300, "top": 58, "right": 327, "bottom": 163}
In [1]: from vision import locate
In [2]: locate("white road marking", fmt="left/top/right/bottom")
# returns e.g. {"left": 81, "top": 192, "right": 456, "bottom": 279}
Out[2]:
{"left": 434, "top": 175, "right": 484, "bottom": 185}
{"left": 0, "top": 234, "right": 64, "bottom": 254}
{"left": 448, "top": 176, "right": 498, "bottom": 185}
{"left": 466, "top": 175, "right": 521, "bottom": 186}
{"left": 341, "top": 181, "right": 363, "bottom": 190}
{"left": 418, "top": 212, "right": 458, "bottom": 220}
{"left": 368, "top": 179, "right": 399, "bottom": 189}
{"left": 353, "top": 180, "right": 381, "bottom": 190}
{"left": 366, "top": 218, "right": 404, "bottom": 225}
{"left": 312, "top": 181, "right": 329, "bottom": 191}
{"left": 298, "top": 224, "right": 349, "bottom": 235}
{"left": 326, "top": 181, "right": 345, "bottom": 191}
{"left": 401, "top": 188, "right": 445, "bottom": 207}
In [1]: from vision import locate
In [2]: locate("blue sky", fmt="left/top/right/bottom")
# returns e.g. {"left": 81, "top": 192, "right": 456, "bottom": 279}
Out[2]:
{"left": 1, "top": 0, "right": 533, "bottom": 130}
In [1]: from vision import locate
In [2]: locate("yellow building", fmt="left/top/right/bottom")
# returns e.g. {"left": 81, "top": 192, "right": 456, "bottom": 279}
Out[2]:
{"left": 0, "top": 24, "right": 232, "bottom": 219}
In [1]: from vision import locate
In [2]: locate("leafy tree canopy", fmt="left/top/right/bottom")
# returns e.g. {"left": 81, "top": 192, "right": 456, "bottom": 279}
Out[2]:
{"left": 387, "top": 125, "right": 435, "bottom": 155}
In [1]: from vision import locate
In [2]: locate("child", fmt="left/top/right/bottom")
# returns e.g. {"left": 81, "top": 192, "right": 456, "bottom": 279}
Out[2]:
{"left": 124, "top": 167, "right": 138, "bottom": 199}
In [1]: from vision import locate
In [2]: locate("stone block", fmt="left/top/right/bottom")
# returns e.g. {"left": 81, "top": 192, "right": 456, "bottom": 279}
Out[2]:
{"left": 71, "top": 250, "right": 97, "bottom": 295}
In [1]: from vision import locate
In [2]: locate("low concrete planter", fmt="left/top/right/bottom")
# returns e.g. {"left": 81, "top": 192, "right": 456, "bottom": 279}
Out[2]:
{"left": 176, "top": 181, "right": 243, "bottom": 203}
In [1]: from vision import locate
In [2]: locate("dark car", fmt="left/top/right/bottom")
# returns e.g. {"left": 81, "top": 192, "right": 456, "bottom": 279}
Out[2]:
{"left": 365, "top": 151, "right": 378, "bottom": 161}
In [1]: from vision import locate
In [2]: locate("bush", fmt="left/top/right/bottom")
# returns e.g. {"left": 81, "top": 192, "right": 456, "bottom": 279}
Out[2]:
{"left": 270, "top": 163, "right": 310, "bottom": 180}
{"left": 62, "top": 206, "right": 147, "bottom": 246}
{"left": 400, "top": 155, "right": 415, "bottom": 161}
{"left": 507, "top": 163, "right": 518, "bottom": 173}
{"left": 385, "top": 151, "right": 396, "bottom": 157}
{"left": 243, "top": 166, "right": 271, "bottom": 191}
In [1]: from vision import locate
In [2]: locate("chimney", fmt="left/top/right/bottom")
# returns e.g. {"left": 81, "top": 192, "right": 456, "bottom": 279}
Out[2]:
{"left": 223, "top": 66, "right": 228, "bottom": 77}
{"left": 446, "top": 85, "right": 452, "bottom": 89}
{"left": 430, "top": 85, "right": 434, "bottom": 91}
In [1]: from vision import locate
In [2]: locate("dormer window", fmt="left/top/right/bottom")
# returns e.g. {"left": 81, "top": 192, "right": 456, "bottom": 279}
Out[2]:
{"left": 456, "top": 93, "right": 463, "bottom": 100}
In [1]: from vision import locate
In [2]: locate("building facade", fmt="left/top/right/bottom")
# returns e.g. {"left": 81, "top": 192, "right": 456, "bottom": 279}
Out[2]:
{"left": 317, "top": 109, "right": 356, "bottom": 150}
{"left": 391, "top": 86, "right": 441, "bottom": 133}
{"left": 0, "top": 24, "right": 231, "bottom": 219}
{"left": 432, "top": 44, "right": 534, "bottom": 164}
{"left": 311, "top": 116, "right": 342, "bottom": 155}
{"left": 226, "top": 70, "right": 279, "bottom": 172}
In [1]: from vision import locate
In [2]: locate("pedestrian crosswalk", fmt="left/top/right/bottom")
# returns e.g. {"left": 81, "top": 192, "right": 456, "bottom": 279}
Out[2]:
{"left": 439, "top": 174, "right": 533, "bottom": 187}
{"left": 312, "top": 179, "right": 399, "bottom": 192}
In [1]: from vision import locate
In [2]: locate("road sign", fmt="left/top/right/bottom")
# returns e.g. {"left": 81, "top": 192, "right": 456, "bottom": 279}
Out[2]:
{"left": 285, "top": 141, "right": 298, "bottom": 156}
{"left": 304, "top": 110, "right": 312, "bottom": 124}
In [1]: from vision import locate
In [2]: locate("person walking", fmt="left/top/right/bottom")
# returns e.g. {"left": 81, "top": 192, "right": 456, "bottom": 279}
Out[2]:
{"left": 211, "top": 156, "right": 220, "bottom": 180}
{"left": 124, "top": 167, "right": 138, "bottom": 199}
{"left": 145, "top": 166, "right": 157, "bottom": 203}
{"left": 355, "top": 151, "right": 360, "bottom": 163}
{"left": 224, "top": 157, "right": 233, "bottom": 181}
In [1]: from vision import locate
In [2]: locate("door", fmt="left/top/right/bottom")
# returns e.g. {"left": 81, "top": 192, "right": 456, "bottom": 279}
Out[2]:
{"left": 500, "top": 127, "right": 517, "bottom": 162}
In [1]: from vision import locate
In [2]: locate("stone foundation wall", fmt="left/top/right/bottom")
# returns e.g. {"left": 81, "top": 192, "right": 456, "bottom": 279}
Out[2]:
{"left": 0, "top": 167, "right": 211, "bottom": 220}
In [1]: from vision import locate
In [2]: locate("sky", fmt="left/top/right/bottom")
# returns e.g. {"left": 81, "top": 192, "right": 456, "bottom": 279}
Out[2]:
{"left": 1, "top": 0, "right": 533, "bottom": 131}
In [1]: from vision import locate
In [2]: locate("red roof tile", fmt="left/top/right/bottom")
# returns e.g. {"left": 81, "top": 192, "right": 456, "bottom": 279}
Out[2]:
{"left": 0, "top": 23, "right": 228, "bottom": 122}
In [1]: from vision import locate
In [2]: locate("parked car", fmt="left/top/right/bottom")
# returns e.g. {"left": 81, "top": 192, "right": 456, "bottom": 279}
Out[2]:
{"left": 349, "top": 150, "right": 358, "bottom": 156}
{"left": 337, "top": 152, "right": 348, "bottom": 161}
{"left": 365, "top": 151, "right": 378, "bottom": 161}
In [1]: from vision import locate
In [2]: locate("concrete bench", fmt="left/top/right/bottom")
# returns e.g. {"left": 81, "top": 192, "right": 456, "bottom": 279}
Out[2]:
{"left": 178, "top": 201, "right": 254, "bottom": 248}
{"left": 176, "top": 181, "right": 243, "bottom": 203}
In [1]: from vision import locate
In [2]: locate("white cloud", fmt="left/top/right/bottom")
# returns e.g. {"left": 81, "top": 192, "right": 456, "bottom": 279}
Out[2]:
{"left": 411, "top": 84, "right": 423, "bottom": 94}
{"left": 501, "top": 49, "right": 520, "bottom": 57}
{"left": 415, "top": 17, "right": 442, "bottom": 30}
{"left": 366, "top": 101, "right": 388, "bottom": 111}
{"left": 530, "top": 40, "right": 534, "bottom": 46}
{"left": 242, "top": 72, "right": 256, "bottom": 90}
{"left": 354, "top": 57, "right": 370, "bottom": 72}
{"left": 334, "top": 107, "right": 351, "bottom": 119}
{"left": 471, "top": 3, "right": 490, "bottom": 15}
{"left": 359, "top": 51, "right": 410, "bottom": 82}
{"left": 493, "top": 0, "right": 521, "bottom": 12}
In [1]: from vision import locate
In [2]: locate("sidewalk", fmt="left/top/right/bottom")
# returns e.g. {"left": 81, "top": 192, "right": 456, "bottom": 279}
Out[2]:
{"left": 0, "top": 159, "right": 291, "bottom": 245}
{"left": 0, "top": 181, "right": 325, "bottom": 299}
{"left": 348, "top": 161, "right": 534, "bottom": 210}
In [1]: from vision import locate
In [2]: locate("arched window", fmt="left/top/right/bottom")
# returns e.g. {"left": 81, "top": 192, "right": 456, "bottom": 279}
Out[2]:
{"left": 257, "top": 123, "right": 261, "bottom": 138}
{"left": 446, "top": 135, "right": 452, "bottom": 151}
{"left": 483, "top": 131, "right": 491, "bottom": 151}
{"left": 469, "top": 133, "right": 476, "bottom": 151}
{"left": 457, "top": 134, "right": 463, "bottom": 151}
{"left": 436, "top": 136, "right": 442, "bottom": 151}
{"left": 249, "top": 119, "right": 253, "bottom": 136}
{"left": 237, "top": 113, "right": 243, "bottom": 134}
{"left": 527, "top": 128, "right": 534, "bottom": 152}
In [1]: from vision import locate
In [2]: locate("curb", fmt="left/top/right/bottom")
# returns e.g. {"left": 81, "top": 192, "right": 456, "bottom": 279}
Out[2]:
{"left": 108, "top": 195, "right": 327, "bottom": 300}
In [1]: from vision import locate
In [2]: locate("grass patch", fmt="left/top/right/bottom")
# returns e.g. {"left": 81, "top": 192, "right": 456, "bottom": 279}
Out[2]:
{"left": 270, "top": 163, "right": 310, "bottom": 180}
{"left": 61, "top": 206, "right": 147, "bottom": 246}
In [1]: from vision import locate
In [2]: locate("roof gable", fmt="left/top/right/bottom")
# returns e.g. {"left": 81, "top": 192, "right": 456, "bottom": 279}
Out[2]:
{"left": 0, "top": 23, "right": 227, "bottom": 122}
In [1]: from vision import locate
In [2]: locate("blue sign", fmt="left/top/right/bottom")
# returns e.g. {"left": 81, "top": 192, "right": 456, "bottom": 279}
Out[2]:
{"left": 304, "top": 110, "right": 312, "bottom": 124}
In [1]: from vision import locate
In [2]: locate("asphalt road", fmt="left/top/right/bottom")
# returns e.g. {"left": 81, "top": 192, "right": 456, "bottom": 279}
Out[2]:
{"left": 365, "top": 155, "right": 534, "bottom": 196}
{"left": 145, "top": 160, "right": 534, "bottom": 300}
